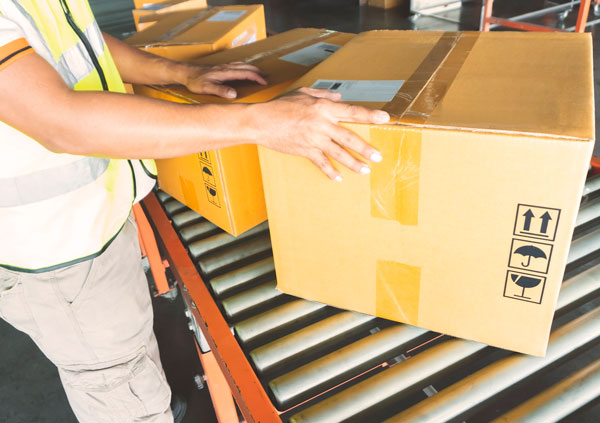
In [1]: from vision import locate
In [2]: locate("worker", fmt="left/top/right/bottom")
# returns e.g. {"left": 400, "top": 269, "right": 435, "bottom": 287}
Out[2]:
{"left": 0, "top": 1, "right": 388, "bottom": 422}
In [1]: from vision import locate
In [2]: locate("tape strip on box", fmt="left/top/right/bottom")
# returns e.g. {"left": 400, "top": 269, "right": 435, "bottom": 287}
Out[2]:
{"left": 383, "top": 31, "right": 479, "bottom": 124}
{"left": 376, "top": 260, "right": 421, "bottom": 325}
{"left": 370, "top": 127, "right": 422, "bottom": 226}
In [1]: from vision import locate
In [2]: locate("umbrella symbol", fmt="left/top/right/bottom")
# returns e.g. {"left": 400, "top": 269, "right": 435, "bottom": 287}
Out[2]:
{"left": 510, "top": 273, "right": 542, "bottom": 299}
{"left": 514, "top": 245, "right": 547, "bottom": 267}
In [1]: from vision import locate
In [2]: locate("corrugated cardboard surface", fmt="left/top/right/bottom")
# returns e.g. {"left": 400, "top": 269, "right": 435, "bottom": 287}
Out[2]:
{"left": 125, "top": 5, "right": 266, "bottom": 61}
{"left": 135, "top": 29, "right": 354, "bottom": 235}
{"left": 259, "top": 30, "right": 594, "bottom": 356}
{"left": 132, "top": 0, "right": 207, "bottom": 31}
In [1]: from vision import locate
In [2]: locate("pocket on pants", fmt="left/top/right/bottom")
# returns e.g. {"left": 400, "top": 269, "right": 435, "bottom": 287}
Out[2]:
{"left": 0, "top": 269, "right": 41, "bottom": 340}
{"left": 61, "top": 349, "right": 171, "bottom": 419}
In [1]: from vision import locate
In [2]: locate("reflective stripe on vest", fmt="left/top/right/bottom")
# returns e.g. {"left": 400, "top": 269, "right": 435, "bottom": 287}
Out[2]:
{"left": 0, "top": 157, "right": 109, "bottom": 207}
{"left": 0, "top": 0, "right": 155, "bottom": 271}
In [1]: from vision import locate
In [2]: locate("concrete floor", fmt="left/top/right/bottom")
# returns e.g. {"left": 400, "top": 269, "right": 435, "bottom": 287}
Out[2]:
{"left": 1, "top": 1, "right": 600, "bottom": 422}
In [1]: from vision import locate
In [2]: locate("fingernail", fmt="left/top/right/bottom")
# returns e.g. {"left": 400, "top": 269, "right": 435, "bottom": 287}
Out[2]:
{"left": 226, "top": 90, "right": 236, "bottom": 98}
{"left": 334, "top": 175, "right": 343, "bottom": 182}
{"left": 375, "top": 111, "right": 390, "bottom": 123}
{"left": 360, "top": 166, "right": 371, "bottom": 175}
{"left": 370, "top": 152, "right": 383, "bottom": 162}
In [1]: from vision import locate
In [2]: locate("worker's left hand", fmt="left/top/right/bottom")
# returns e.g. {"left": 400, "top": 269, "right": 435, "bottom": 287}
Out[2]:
{"left": 182, "top": 62, "right": 268, "bottom": 99}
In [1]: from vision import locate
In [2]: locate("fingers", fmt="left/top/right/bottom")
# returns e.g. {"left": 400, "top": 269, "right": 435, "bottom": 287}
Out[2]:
{"left": 223, "top": 62, "right": 268, "bottom": 77}
{"left": 309, "top": 151, "right": 342, "bottom": 182}
{"left": 321, "top": 139, "right": 370, "bottom": 176}
{"left": 328, "top": 124, "right": 382, "bottom": 163}
{"left": 297, "top": 87, "right": 342, "bottom": 101}
{"left": 328, "top": 101, "right": 390, "bottom": 124}
{"left": 210, "top": 69, "right": 268, "bottom": 86}
{"left": 199, "top": 83, "right": 237, "bottom": 99}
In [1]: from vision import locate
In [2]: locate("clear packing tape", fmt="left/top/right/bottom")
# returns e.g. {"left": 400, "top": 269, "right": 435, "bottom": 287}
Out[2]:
{"left": 383, "top": 31, "right": 479, "bottom": 124}
{"left": 370, "top": 32, "right": 480, "bottom": 325}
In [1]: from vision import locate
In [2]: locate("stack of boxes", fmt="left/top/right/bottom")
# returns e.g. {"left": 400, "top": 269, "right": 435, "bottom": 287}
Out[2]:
{"left": 127, "top": 4, "right": 594, "bottom": 356}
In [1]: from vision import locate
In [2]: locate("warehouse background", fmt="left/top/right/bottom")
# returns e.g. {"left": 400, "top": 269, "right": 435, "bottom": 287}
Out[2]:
{"left": 1, "top": 1, "right": 599, "bottom": 422}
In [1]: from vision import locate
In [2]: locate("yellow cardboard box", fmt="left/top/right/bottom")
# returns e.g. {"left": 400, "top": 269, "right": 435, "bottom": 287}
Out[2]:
{"left": 368, "top": 0, "right": 403, "bottom": 9}
{"left": 134, "top": 28, "right": 355, "bottom": 236}
{"left": 125, "top": 5, "right": 266, "bottom": 62}
{"left": 258, "top": 31, "right": 595, "bottom": 356}
{"left": 133, "top": 0, "right": 176, "bottom": 8}
{"left": 132, "top": 0, "right": 208, "bottom": 31}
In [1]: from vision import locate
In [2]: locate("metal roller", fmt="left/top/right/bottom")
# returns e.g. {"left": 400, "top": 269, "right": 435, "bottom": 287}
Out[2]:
{"left": 210, "top": 257, "right": 275, "bottom": 298}
{"left": 250, "top": 311, "right": 377, "bottom": 376}
{"left": 289, "top": 263, "right": 600, "bottom": 422}
{"left": 155, "top": 190, "right": 171, "bottom": 203}
{"left": 179, "top": 220, "right": 219, "bottom": 243}
{"left": 567, "top": 227, "right": 600, "bottom": 269}
{"left": 289, "top": 339, "right": 486, "bottom": 423}
{"left": 221, "top": 280, "right": 283, "bottom": 320}
{"left": 189, "top": 221, "right": 269, "bottom": 260}
{"left": 555, "top": 264, "right": 600, "bottom": 312}
{"left": 492, "top": 360, "right": 600, "bottom": 423}
{"left": 162, "top": 198, "right": 188, "bottom": 216}
{"left": 198, "top": 234, "right": 272, "bottom": 276}
{"left": 575, "top": 196, "right": 600, "bottom": 230}
{"left": 234, "top": 300, "right": 329, "bottom": 347}
{"left": 269, "top": 324, "right": 431, "bottom": 409}
{"left": 384, "top": 306, "right": 600, "bottom": 423}
{"left": 170, "top": 210, "right": 204, "bottom": 229}
{"left": 582, "top": 173, "right": 600, "bottom": 202}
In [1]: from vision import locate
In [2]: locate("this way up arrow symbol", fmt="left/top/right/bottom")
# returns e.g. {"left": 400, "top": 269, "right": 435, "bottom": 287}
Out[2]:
{"left": 523, "top": 209, "right": 535, "bottom": 231}
{"left": 540, "top": 211, "right": 552, "bottom": 234}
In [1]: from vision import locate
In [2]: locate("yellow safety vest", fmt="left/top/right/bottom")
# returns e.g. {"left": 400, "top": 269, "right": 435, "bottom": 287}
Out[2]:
{"left": 0, "top": 0, "right": 157, "bottom": 272}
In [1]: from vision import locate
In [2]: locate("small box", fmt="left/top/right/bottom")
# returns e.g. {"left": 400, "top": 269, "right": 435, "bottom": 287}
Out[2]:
{"left": 258, "top": 30, "right": 594, "bottom": 356}
{"left": 125, "top": 5, "right": 266, "bottom": 62}
{"left": 132, "top": 0, "right": 208, "bottom": 31}
{"left": 134, "top": 28, "right": 354, "bottom": 236}
{"left": 368, "top": 0, "right": 403, "bottom": 9}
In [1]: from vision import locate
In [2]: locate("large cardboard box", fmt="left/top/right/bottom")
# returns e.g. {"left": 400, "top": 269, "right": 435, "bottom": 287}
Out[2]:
{"left": 125, "top": 5, "right": 266, "bottom": 61}
{"left": 258, "top": 31, "right": 595, "bottom": 356}
{"left": 135, "top": 29, "right": 355, "bottom": 236}
{"left": 133, "top": 0, "right": 178, "bottom": 8}
{"left": 132, "top": 0, "right": 208, "bottom": 31}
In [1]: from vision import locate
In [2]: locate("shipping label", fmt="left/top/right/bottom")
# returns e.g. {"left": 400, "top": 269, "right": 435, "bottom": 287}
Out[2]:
{"left": 279, "top": 42, "right": 341, "bottom": 66}
{"left": 310, "top": 80, "right": 404, "bottom": 102}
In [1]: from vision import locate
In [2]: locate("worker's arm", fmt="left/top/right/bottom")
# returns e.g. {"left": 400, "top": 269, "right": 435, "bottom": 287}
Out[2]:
{"left": 0, "top": 52, "right": 388, "bottom": 180}
{"left": 103, "top": 32, "right": 267, "bottom": 99}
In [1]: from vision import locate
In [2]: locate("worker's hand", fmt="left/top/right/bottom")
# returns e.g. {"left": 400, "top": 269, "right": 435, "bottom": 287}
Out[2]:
{"left": 182, "top": 62, "right": 267, "bottom": 99}
{"left": 250, "top": 87, "right": 389, "bottom": 181}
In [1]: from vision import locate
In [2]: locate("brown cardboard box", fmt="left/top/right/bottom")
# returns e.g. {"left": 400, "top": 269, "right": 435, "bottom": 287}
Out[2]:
{"left": 368, "top": 0, "right": 403, "bottom": 9}
{"left": 132, "top": 0, "right": 208, "bottom": 31}
{"left": 134, "top": 29, "right": 354, "bottom": 236}
{"left": 258, "top": 31, "right": 595, "bottom": 356}
{"left": 125, "top": 5, "right": 266, "bottom": 62}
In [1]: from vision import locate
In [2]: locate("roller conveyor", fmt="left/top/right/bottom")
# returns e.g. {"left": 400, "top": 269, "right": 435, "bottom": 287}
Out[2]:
{"left": 143, "top": 170, "right": 600, "bottom": 423}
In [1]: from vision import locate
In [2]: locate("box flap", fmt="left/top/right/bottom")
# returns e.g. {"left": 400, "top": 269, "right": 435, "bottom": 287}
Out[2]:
{"left": 288, "top": 30, "right": 595, "bottom": 141}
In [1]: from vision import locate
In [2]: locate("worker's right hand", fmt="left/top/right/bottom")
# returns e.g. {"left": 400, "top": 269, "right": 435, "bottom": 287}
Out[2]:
{"left": 249, "top": 88, "right": 389, "bottom": 181}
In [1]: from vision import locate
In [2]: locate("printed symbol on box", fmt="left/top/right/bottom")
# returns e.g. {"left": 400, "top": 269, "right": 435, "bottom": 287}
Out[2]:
{"left": 504, "top": 270, "right": 546, "bottom": 304}
{"left": 513, "top": 204, "right": 561, "bottom": 241}
{"left": 205, "top": 185, "right": 221, "bottom": 208}
{"left": 198, "top": 152, "right": 211, "bottom": 165}
{"left": 202, "top": 166, "right": 216, "bottom": 187}
{"left": 508, "top": 239, "right": 553, "bottom": 274}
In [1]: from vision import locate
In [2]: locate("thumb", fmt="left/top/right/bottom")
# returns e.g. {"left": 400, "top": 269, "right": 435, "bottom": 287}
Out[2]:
{"left": 298, "top": 87, "right": 342, "bottom": 101}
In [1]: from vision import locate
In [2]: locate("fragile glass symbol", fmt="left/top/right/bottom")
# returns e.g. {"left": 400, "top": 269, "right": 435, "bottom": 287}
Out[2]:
{"left": 510, "top": 273, "right": 542, "bottom": 299}
{"left": 514, "top": 245, "right": 547, "bottom": 267}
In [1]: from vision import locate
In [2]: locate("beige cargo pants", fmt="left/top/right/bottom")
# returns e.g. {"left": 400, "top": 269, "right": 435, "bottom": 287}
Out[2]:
{"left": 0, "top": 217, "right": 173, "bottom": 422}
